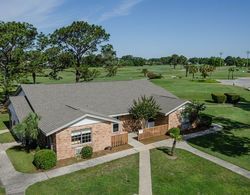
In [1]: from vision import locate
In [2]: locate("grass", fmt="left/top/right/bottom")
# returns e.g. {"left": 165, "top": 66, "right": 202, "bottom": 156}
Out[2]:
{"left": 0, "top": 187, "right": 5, "bottom": 195}
{"left": 152, "top": 74, "right": 250, "bottom": 170}
{"left": 6, "top": 144, "right": 133, "bottom": 173}
{"left": 0, "top": 132, "right": 15, "bottom": 143}
{"left": 151, "top": 148, "right": 250, "bottom": 194}
{"left": 0, "top": 113, "right": 8, "bottom": 130}
{"left": 6, "top": 146, "right": 37, "bottom": 173}
{"left": 26, "top": 154, "right": 139, "bottom": 195}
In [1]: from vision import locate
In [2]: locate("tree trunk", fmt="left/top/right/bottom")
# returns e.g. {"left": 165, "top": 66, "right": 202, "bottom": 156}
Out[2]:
{"left": 32, "top": 72, "right": 36, "bottom": 84}
{"left": 171, "top": 139, "right": 176, "bottom": 156}
{"left": 185, "top": 67, "right": 188, "bottom": 77}
{"left": 141, "top": 118, "right": 146, "bottom": 129}
{"left": 192, "top": 73, "right": 194, "bottom": 79}
{"left": 75, "top": 59, "right": 81, "bottom": 83}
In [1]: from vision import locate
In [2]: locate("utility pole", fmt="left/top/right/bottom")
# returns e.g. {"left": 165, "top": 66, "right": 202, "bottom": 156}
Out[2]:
{"left": 219, "top": 52, "right": 223, "bottom": 66}
{"left": 247, "top": 51, "right": 250, "bottom": 68}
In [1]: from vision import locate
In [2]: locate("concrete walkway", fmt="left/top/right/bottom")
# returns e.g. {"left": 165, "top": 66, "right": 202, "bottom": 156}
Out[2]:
{"left": 1, "top": 128, "right": 250, "bottom": 194}
{"left": 139, "top": 150, "right": 152, "bottom": 195}
{"left": 0, "top": 129, "right": 9, "bottom": 135}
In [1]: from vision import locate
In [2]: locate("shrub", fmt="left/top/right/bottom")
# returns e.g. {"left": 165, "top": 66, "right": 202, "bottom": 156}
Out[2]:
{"left": 81, "top": 146, "right": 93, "bottom": 159}
{"left": 33, "top": 149, "right": 56, "bottom": 170}
{"left": 224, "top": 93, "right": 240, "bottom": 104}
{"left": 198, "top": 115, "right": 212, "bottom": 127}
{"left": 141, "top": 68, "right": 148, "bottom": 77}
{"left": 211, "top": 93, "right": 226, "bottom": 103}
{"left": 147, "top": 72, "right": 162, "bottom": 79}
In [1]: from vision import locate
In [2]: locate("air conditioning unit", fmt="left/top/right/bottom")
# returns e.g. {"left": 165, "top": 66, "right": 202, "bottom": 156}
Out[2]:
{"left": 75, "top": 147, "right": 82, "bottom": 155}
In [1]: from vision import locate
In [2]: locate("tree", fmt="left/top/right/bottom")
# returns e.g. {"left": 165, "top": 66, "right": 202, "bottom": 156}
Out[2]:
{"left": 169, "top": 54, "right": 179, "bottom": 69}
{"left": 12, "top": 112, "right": 40, "bottom": 150}
{"left": 182, "top": 101, "right": 206, "bottom": 125}
{"left": 228, "top": 67, "right": 239, "bottom": 79}
{"left": 129, "top": 96, "right": 161, "bottom": 129}
{"left": 45, "top": 47, "right": 72, "bottom": 80}
{"left": 102, "top": 44, "right": 118, "bottom": 77}
{"left": 169, "top": 127, "right": 182, "bottom": 156}
{"left": 188, "top": 65, "right": 198, "bottom": 79}
{"left": 0, "top": 21, "right": 37, "bottom": 101}
{"left": 199, "top": 65, "right": 210, "bottom": 78}
{"left": 77, "top": 65, "right": 100, "bottom": 81}
{"left": 51, "top": 21, "right": 110, "bottom": 82}
{"left": 23, "top": 33, "right": 48, "bottom": 84}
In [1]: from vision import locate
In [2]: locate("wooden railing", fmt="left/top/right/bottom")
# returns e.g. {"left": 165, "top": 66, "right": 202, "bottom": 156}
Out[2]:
{"left": 111, "top": 132, "right": 128, "bottom": 147}
{"left": 138, "top": 124, "right": 169, "bottom": 141}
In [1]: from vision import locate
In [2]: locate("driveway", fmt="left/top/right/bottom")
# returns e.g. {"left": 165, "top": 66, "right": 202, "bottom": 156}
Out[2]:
{"left": 218, "top": 77, "right": 250, "bottom": 89}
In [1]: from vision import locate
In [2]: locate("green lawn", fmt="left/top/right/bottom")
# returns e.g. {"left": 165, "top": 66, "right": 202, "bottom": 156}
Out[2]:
{"left": 0, "top": 187, "right": 5, "bottom": 195}
{"left": 152, "top": 76, "right": 250, "bottom": 170}
{"left": 0, "top": 132, "right": 15, "bottom": 143}
{"left": 0, "top": 113, "right": 8, "bottom": 130}
{"left": 26, "top": 154, "right": 139, "bottom": 195}
{"left": 6, "top": 146, "right": 37, "bottom": 173}
{"left": 151, "top": 148, "right": 250, "bottom": 194}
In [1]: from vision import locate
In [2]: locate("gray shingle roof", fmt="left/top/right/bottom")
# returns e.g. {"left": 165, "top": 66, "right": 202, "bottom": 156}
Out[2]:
{"left": 9, "top": 96, "right": 33, "bottom": 122}
{"left": 11, "top": 80, "right": 187, "bottom": 135}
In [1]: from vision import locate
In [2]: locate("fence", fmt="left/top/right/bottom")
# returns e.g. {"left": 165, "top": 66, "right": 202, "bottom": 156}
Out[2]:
{"left": 138, "top": 124, "right": 169, "bottom": 141}
{"left": 111, "top": 132, "right": 128, "bottom": 147}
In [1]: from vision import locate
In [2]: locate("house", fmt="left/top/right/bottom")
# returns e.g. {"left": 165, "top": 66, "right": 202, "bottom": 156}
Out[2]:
{"left": 7, "top": 80, "right": 188, "bottom": 160}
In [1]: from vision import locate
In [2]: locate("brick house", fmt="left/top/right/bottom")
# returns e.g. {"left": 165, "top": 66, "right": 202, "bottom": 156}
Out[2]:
{"left": 7, "top": 80, "right": 188, "bottom": 160}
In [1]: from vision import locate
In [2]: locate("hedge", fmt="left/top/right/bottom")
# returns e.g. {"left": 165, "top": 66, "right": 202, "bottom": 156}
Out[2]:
{"left": 81, "top": 146, "right": 93, "bottom": 159}
{"left": 224, "top": 93, "right": 240, "bottom": 104}
{"left": 147, "top": 72, "right": 162, "bottom": 79}
{"left": 211, "top": 93, "right": 226, "bottom": 103}
{"left": 33, "top": 149, "right": 57, "bottom": 170}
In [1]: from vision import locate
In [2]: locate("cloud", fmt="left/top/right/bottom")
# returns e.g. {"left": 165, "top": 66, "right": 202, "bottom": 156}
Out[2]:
{"left": 0, "top": 0, "right": 64, "bottom": 30}
{"left": 98, "top": 0, "right": 143, "bottom": 22}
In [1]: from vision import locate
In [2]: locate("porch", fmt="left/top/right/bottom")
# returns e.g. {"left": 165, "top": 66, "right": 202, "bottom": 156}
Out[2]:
{"left": 138, "top": 124, "right": 169, "bottom": 141}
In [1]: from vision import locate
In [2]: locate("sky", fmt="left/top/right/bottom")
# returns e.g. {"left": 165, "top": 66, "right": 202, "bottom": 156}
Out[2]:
{"left": 0, "top": 0, "right": 250, "bottom": 58}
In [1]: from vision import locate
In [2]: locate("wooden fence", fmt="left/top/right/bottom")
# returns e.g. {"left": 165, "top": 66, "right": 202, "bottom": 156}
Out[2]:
{"left": 111, "top": 132, "right": 128, "bottom": 147}
{"left": 138, "top": 124, "right": 169, "bottom": 141}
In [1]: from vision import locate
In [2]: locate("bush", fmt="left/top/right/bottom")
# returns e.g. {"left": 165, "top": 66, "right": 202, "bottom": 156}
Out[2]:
{"left": 141, "top": 68, "right": 148, "bottom": 77}
{"left": 211, "top": 93, "right": 226, "bottom": 103}
{"left": 224, "top": 93, "right": 240, "bottom": 104}
{"left": 81, "top": 146, "right": 93, "bottom": 159}
{"left": 33, "top": 149, "right": 56, "bottom": 170}
{"left": 147, "top": 72, "right": 162, "bottom": 79}
{"left": 198, "top": 115, "right": 212, "bottom": 128}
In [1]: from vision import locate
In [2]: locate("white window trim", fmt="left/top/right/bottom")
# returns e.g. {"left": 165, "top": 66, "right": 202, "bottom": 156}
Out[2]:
{"left": 71, "top": 128, "right": 92, "bottom": 145}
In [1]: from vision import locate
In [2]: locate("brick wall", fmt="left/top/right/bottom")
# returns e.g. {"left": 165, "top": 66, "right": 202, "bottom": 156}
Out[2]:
{"left": 168, "top": 110, "right": 182, "bottom": 129}
{"left": 54, "top": 121, "right": 112, "bottom": 160}
{"left": 155, "top": 114, "right": 169, "bottom": 126}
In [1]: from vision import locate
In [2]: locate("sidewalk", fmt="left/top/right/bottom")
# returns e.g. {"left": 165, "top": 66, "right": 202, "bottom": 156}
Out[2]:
{"left": 1, "top": 128, "right": 250, "bottom": 194}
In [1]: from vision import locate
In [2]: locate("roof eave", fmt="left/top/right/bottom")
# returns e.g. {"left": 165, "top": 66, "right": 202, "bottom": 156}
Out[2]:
{"left": 45, "top": 113, "right": 121, "bottom": 136}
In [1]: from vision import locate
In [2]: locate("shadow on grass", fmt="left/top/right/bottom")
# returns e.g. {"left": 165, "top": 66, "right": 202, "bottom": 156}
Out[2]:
{"left": 188, "top": 115, "right": 250, "bottom": 157}
{"left": 189, "top": 131, "right": 250, "bottom": 157}
{"left": 157, "top": 146, "right": 171, "bottom": 155}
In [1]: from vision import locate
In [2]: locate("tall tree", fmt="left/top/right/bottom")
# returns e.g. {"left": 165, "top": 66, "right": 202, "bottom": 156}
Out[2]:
{"left": 247, "top": 51, "right": 250, "bottom": 68}
{"left": 51, "top": 21, "right": 109, "bottom": 82}
{"left": 0, "top": 21, "right": 37, "bottom": 101}
{"left": 169, "top": 54, "right": 179, "bottom": 69}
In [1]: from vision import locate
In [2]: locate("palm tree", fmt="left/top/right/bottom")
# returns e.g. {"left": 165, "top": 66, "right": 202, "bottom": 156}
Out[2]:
{"left": 188, "top": 65, "right": 198, "bottom": 79}
{"left": 169, "top": 127, "right": 182, "bottom": 156}
{"left": 12, "top": 112, "right": 40, "bottom": 150}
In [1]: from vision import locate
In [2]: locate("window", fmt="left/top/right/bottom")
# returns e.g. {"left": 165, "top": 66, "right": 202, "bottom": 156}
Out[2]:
{"left": 147, "top": 119, "right": 155, "bottom": 128}
{"left": 71, "top": 128, "right": 91, "bottom": 145}
{"left": 112, "top": 116, "right": 119, "bottom": 133}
